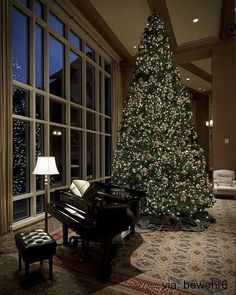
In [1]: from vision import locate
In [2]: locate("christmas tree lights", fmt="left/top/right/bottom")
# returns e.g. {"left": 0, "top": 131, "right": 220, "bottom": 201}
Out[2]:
{"left": 112, "top": 13, "right": 214, "bottom": 221}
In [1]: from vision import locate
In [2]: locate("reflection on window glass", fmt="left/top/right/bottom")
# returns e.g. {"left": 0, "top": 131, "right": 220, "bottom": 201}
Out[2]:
{"left": 71, "top": 130, "right": 82, "bottom": 179}
{"left": 87, "top": 111, "right": 96, "bottom": 130}
{"left": 104, "top": 61, "right": 112, "bottom": 74}
{"left": 70, "top": 31, "right": 82, "bottom": 51}
{"left": 13, "top": 199, "right": 30, "bottom": 222}
{"left": 36, "top": 123, "right": 44, "bottom": 191}
{"left": 49, "top": 35, "right": 64, "bottom": 97}
{"left": 49, "top": 12, "right": 65, "bottom": 36}
{"left": 70, "top": 51, "right": 82, "bottom": 104}
{"left": 36, "top": 195, "right": 44, "bottom": 214}
{"left": 36, "top": 94, "right": 44, "bottom": 119}
{"left": 105, "top": 118, "right": 111, "bottom": 134}
{"left": 105, "top": 77, "right": 112, "bottom": 115}
{"left": 105, "top": 136, "right": 112, "bottom": 176}
{"left": 87, "top": 133, "right": 96, "bottom": 179}
{"left": 12, "top": 7, "right": 29, "bottom": 84}
{"left": 86, "top": 62, "right": 95, "bottom": 109}
{"left": 13, "top": 86, "right": 29, "bottom": 116}
{"left": 85, "top": 45, "right": 95, "bottom": 61}
{"left": 50, "top": 126, "right": 65, "bottom": 187}
{"left": 50, "top": 100, "right": 65, "bottom": 124}
{"left": 71, "top": 107, "right": 82, "bottom": 128}
{"left": 35, "top": 0, "right": 44, "bottom": 19}
{"left": 13, "top": 119, "right": 29, "bottom": 195}
{"left": 35, "top": 24, "right": 44, "bottom": 89}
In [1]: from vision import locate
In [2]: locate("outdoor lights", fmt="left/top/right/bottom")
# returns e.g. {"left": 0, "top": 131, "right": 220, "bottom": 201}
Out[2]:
{"left": 33, "top": 157, "right": 59, "bottom": 232}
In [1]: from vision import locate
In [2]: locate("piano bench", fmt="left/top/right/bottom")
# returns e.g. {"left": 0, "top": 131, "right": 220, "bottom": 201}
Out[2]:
{"left": 15, "top": 229, "right": 57, "bottom": 279}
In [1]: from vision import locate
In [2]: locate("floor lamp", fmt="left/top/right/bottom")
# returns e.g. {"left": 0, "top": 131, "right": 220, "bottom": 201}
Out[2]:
{"left": 33, "top": 156, "right": 59, "bottom": 233}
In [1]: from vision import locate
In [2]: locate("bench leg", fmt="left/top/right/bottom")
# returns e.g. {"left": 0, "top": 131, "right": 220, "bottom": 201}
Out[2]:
{"left": 18, "top": 252, "right": 22, "bottom": 271}
{"left": 49, "top": 257, "right": 53, "bottom": 280}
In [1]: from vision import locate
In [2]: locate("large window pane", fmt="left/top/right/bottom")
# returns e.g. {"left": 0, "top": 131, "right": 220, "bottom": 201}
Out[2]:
{"left": 49, "top": 12, "right": 65, "bottom": 36}
{"left": 105, "top": 77, "right": 112, "bottom": 115}
{"left": 105, "top": 118, "right": 111, "bottom": 134}
{"left": 19, "top": 0, "right": 29, "bottom": 8}
{"left": 85, "top": 44, "right": 95, "bottom": 61}
{"left": 71, "top": 130, "right": 82, "bottom": 179}
{"left": 100, "top": 135, "right": 104, "bottom": 178}
{"left": 87, "top": 111, "right": 96, "bottom": 130}
{"left": 35, "top": 24, "right": 44, "bottom": 89}
{"left": 70, "top": 31, "right": 82, "bottom": 51}
{"left": 104, "top": 61, "right": 112, "bottom": 74}
{"left": 13, "top": 199, "right": 30, "bottom": 222}
{"left": 86, "top": 62, "right": 95, "bottom": 109}
{"left": 36, "top": 123, "right": 44, "bottom": 191}
{"left": 36, "top": 94, "right": 44, "bottom": 120}
{"left": 49, "top": 35, "right": 64, "bottom": 97}
{"left": 13, "top": 86, "right": 29, "bottom": 116}
{"left": 35, "top": 0, "right": 44, "bottom": 19}
{"left": 12, "top": 7, "right": 29, "bottom": 84}
{"left": 50, "top": 100, "right": 65, "bottom": 124}
{"left": 36, "top": 195, "right": 45, "bottom": 214}
{"left": 71, "top": 107, "right": 82, "bottom": 128}
{"left": 87, "top": 133, "right": 96, "bottom": 179}
{"left": 13, "top": 119, "right": 30, "bottom": 195}
{"left": 50, "top": 126, "right": 65, "bottom": 187}
{"left": 70, "top": 51, "right": 82, "bottom": 104}
{"left": 105, "top": 136, "right": 112, "bottom": 176}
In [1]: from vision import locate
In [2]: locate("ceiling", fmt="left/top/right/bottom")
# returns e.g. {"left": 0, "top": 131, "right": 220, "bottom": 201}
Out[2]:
{"left": 72, "top": 0, "right": 234, "bottom": 95}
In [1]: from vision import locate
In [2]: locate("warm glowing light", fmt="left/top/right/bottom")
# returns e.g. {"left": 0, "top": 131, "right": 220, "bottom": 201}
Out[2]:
{"left": 186, "top": 78, "right": 190, "bottom": 81}
{"left": 193, "top": 18, "right": 199, "bottom": 23}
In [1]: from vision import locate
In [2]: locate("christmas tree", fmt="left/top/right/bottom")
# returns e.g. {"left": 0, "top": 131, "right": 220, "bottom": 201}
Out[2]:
{"left": 112, "top": 13, "right": 214, "bottom": 222}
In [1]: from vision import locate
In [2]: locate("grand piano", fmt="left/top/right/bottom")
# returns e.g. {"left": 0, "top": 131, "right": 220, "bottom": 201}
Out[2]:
{"left": 48, "top": 180, "right": 145, "bottom": 281}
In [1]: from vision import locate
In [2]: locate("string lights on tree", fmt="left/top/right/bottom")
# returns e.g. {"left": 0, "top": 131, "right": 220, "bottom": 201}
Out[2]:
{"left": 112, "top": 13, "right": 214, "bottom": 223}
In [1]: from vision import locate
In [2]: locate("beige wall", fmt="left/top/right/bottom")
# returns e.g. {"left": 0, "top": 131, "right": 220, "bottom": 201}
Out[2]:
{"left": 212, "top": 39, "right": 236, "bottom": 171}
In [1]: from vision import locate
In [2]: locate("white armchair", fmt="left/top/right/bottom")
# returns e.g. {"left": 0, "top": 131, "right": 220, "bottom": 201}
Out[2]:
{"left": 213, "top": 170, "right": 236, "bottom": 197}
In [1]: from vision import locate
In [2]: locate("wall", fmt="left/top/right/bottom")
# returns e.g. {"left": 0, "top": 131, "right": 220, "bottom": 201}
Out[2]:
{"left": 212, "top": 39, "right": 236, "bottom": 171}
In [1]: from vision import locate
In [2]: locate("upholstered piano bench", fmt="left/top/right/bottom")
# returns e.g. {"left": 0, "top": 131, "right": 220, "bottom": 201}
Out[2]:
{"left": 15, "top": 229, "right": 57, "bottom": 279}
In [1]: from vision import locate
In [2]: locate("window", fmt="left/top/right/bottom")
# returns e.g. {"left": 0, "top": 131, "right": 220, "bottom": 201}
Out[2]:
{"left": 49, "top": 12, "right": 65, "bottom": 36}
{"left": 12, "top": 7, "right": 29, "bottom": 84}
{"left": 35, "top": 0, "right": 44, "bottom": 19}
{"left": 35, "top": 24, "right": 44, "bottom": 89}
{"left": 49, "top": 35, "right": 65, "bottom": 98}
{"left": 12, "top": 119, "right": 30, "bottom": 196}
{"left": 70, "top": 51, "right": 82, "bottom": 104}
{"left": 11, "top": 0, "right": 113, "bottom": 225}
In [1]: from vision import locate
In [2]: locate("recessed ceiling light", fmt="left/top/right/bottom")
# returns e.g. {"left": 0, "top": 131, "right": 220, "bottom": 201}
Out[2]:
{"left": 193, "top": 18, "right": 199, "bottom": 23}
{"left": 186, "top": 78, "right": 190, "bottom": 81}
{"left": 134, "top": 45, "right": 137, "bottom": 49}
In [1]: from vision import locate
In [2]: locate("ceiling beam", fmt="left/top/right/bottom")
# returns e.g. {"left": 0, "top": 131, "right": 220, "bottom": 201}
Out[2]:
{"left": 180, "top": 63, "right": 212, "bottom": 83}
{"left": 147, "top": 0, "right": 177, "bottom": 51}
{"left": 173, "top": 37, "right": 221, "bottom": 64}
{"left": 70, "top": 0, "right": 132, "bottom": 61}
{"left": 220, "top": 0, "right": 235, "bottom": 40}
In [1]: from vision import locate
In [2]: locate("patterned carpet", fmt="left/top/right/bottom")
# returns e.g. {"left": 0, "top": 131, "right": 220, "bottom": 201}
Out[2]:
{"left": 0, "top": 198, "right": 235, "bottom": 294}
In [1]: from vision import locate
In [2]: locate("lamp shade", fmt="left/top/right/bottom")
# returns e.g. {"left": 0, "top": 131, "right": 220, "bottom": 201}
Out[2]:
{"left": 32, "top": 156, "right": 59, "bottom": 175}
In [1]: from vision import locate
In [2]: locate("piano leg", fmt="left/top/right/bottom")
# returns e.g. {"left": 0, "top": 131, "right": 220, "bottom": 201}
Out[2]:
{"left": 100, "top": 236, "right": 119, "bottom": 282}
{"left": 63, "top": 224, "right": 69, "bottom": 245}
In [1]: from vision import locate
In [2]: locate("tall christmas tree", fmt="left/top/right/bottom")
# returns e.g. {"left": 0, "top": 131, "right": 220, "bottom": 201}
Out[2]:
{"left": 112, "top": 13, "right": 214, "bottom": 221}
